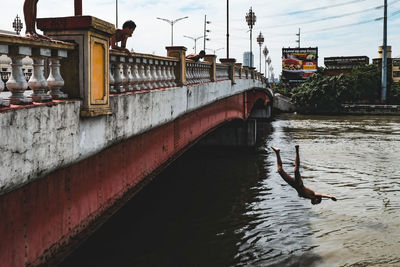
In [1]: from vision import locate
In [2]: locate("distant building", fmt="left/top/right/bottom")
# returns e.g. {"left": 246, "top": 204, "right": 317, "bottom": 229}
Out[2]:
{"left": 372, "top": 46, "right": 400, "bottom": 84}
{"left": 324, "top": 56, "right": 369, "bottom": 75}
{"left": 243, "top": 52, "right": 254, "bottom": 68}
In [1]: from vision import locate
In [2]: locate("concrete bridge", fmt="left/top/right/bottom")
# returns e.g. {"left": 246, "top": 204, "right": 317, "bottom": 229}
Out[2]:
{"left": 0, "top": 16, "right": 272, "bottom": 266}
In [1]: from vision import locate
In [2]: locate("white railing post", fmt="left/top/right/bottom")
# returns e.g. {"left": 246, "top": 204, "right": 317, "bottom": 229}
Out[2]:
{"left": 109, "top": 61, "right": 115, "bottom": 94}
{"left": 6, "top": 46, "right": 33, "bottom": 105}
{"left": 47, "top": 49, "right": 68, "bottom": 99}
{"left": 128, "top": 58, "right": 135, "bottom": 91}
{"left": 0, "top": 44, "right": 10, "bottom": 107}
{"left": 29, "top": 47, "right": 52, "bottom": 102}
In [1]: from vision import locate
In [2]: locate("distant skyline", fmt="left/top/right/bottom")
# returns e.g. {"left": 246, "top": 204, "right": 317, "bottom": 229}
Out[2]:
{"left": 1, "top": 0, "right": 399, "bottom": 77}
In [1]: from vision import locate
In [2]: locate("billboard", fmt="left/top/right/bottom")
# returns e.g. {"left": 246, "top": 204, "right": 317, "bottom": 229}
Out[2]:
{"left": 282, "top": 47, "right": 318, "bottom": 82}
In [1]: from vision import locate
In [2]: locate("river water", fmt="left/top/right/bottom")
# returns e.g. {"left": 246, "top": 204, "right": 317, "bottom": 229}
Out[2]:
{"left": 61, "top": 114, "right": 400, "bottom": 267}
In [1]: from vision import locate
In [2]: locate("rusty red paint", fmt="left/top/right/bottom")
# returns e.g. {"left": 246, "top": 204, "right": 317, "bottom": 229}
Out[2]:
{"left": 0, "top": 91, "right": 270, "bottom": 266}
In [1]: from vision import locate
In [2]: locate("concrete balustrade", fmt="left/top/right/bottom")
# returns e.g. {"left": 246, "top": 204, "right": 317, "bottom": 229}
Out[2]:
{"left": 108, "top": 50, "right": 180, "bottom": 92}
{"left": 47, "top": 49, "right": 68, "bottom": 99}
{"left": 0, "top": 34, "right": 74, "bottom": 106}
{"left": 216, "top": 64, "right": 230, "bottom": 81}
{"left": 0, "top": 44, "right": 9, "bottom": 107}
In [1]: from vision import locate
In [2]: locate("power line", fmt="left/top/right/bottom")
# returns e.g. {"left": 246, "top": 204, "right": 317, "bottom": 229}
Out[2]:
{"left": 268, "top": 5, "right": 385, "bottom": 28}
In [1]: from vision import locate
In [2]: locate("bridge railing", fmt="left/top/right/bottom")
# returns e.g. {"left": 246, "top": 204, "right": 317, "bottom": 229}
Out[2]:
{"left": 109, "top": 50, "right": 179, "bottom": 93}
{"left": 0, "top": 33, "right": 267, "bottom": 112}
{"left": 216, "top": 63, "right": 230, "bottom": 81}
{"left": 185, "top": 61, "right": 212, "bottom": 85}
{"left": 0, "top": 33, "right": 75, "bottom": 107}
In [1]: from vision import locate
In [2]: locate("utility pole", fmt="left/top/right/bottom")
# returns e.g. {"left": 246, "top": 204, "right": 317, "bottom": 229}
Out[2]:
{"left": 116, "top": 0, "right": 118, "bottom": 28}
{"left": 203, "top": 15, "right": 211, "bottom": 51}
{"left": 296, "top": 28, "right": 301, "bottom": 48}
{"left": 226, "top": 0, "right": 230, "bottom": 58}
{"left": 381, "top": 0, "right": 388, "bottom": 103}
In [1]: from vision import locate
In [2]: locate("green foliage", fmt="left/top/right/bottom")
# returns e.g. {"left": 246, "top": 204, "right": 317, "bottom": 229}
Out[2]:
{"left": 276, "top": 64, "right": 383, "bottom": 114}
{"left": 388, "top": 82, "right": 400, "bottom": 104}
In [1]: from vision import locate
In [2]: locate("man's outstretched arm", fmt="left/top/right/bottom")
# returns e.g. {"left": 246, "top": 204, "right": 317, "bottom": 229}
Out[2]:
{"left": 315, "top": 192, "right": 337, "bottom": 201}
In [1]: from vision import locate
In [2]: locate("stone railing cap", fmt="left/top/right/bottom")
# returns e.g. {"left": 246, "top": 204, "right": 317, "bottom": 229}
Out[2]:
{"left": 37, "top": 16, "right": 115, "bottom": 36}
{"left": 0, "top": 33, "right": 75, "bottom": 50}
{"left": 110, "top": 50, "right": 179, "bottom": 62}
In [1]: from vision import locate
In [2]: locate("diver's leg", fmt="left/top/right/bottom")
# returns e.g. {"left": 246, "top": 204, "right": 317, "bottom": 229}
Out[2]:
{"left": 271, "top": 147, "right": 295, "bottom": 184}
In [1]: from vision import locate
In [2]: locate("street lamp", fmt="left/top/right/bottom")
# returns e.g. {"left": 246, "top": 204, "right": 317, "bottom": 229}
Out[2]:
{"left": 12, "top": 15, "right": 23, "bottom": 35}
{"left": 183, "top": 35, "right": 204, "bottom": 53}
{"left": 206, "top": 47, "right": 224, "bottom": 55}
{"left": 245, "top": 7, "right": 256, "bottom": 68}
{"left": 257, "top": 32, "right": 264, "bottom": 72}
{"left": 263, "top": 46, "right": 269, "bottom": 78}
{"left": 267, "top": 56, "right": 271, "bottom": 82}
{"left": 156, "top": 16, "right": 189, "bottom": 46}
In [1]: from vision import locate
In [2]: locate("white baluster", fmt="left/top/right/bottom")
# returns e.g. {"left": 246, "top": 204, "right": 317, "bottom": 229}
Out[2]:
{"left": 0, "top": 45, "right": 10, "bottom": 107}
{"left": 186, "top": 63, "right": 193, "bottom": 84}
{"left": 145, "top": 59, "right": 153, "bottom": 90}
{"left": 171, "top": 62, "right": 177, "bottom": 87}
{"left": 47, "top": 50, "right": 68, "bottom": 99}
{"left": 29, "top": 48, "right": 51, "bottom": 102}
{"left": 131, "top": 63, "right": 140, "bottom": 91}
{"left": 119, "top": 56, "right": 127, "bottom": 93}
{"left": 161, "top": 62, "right": 170, "bottom": 88}
{"left": 128, "top": 58, "right": 135, "bottom": 91}
{"left": 164, "top": 62, "right": 173, "bottom": 87}
{"left": 113, "top": 57, "right": 123, "bottom": 93}
{"left": 150, "top": 60, "right": 158, "bottom": 89}
{"left": 6, "top": 46, "right": 33, "bottom": 104}
{"left": 109, "top": 62, "right": 116, "bottom": 94}
{"left": 138, "top": 61, "right": 147, "bottom": 90}
{"left": 157, "top": 61, "right": 166, "bottom": 88}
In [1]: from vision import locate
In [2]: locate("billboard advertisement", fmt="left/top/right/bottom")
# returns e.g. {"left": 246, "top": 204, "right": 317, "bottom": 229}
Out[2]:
{"left": 282, "top": 47, "right": 318, "bottom": 82}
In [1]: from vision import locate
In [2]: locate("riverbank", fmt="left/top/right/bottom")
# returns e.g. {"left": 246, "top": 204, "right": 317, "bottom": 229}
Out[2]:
{"left": 341, "top": 104, "right": 400, "bottom": 115}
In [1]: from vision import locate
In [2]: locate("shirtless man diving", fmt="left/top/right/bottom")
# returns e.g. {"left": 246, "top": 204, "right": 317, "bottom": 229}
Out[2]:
{"left": 271, "top": 145, "right": 337, "bottom": 205}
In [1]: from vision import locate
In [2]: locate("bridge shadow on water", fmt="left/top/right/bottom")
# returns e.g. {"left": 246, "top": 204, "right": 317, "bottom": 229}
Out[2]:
{"left": 60, "top": 121, "right": 323, "bottom": 267}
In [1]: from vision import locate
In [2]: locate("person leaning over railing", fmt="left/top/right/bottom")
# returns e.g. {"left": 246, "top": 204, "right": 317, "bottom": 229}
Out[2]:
{"left": 186, "top": 50, "right": 205, "bottom": 62}
{"left": 110, "top": 20, "right": 136, "bottom": 55}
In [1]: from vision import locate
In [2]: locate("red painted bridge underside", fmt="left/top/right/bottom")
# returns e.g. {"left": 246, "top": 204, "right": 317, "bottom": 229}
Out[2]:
{"left": 0, "top": 90, "right": 270, "bottom": 266}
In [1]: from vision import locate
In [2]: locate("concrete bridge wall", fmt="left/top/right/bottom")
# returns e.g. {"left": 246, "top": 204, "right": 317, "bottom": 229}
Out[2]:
{"left": 0, "top": 81, "right": 268, "bottom": 266}
{"left": 0, "top": 79, "right": 262, "bottom": 196}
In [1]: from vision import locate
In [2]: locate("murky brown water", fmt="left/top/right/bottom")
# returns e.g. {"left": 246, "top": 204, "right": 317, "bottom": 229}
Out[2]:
{"left": 61, "top": 114, "right": 400, "bottom": 267}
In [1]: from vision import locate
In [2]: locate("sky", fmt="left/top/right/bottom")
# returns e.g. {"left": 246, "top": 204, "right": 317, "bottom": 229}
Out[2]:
{"left": 1, "top": 0, "right": 400, "bottom": 78}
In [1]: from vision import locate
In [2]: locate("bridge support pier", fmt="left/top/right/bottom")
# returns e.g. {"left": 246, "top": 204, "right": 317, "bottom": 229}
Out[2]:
{"left": 198, "top": 119, "right": 258, "bottom": 148}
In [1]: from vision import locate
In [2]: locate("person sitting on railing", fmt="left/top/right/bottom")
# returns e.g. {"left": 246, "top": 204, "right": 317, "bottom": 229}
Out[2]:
{"left": 110, "top": 20, "right": 136, "bottom": 54}
{"left": 186, "top": 50, "right": 205, "bottom": 62}
{"left": 24, "top": 0, "right": 51, "bottom": 40}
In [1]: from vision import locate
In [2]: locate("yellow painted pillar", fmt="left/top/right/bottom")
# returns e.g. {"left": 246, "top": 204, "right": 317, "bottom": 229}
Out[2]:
{"left": 166, "top": 46, "right": 187, "bottom": 86}
{"left": 37, "top": 16, "right": 114, "bottom": 117}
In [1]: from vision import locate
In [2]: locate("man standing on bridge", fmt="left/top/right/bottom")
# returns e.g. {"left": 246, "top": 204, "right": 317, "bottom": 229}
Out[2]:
{"left": 271, "top": 145, "right": 337, "bottom": 205}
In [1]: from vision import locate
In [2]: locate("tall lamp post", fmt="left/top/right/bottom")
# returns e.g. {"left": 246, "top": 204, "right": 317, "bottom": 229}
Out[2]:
{"left": 183, "top": 35, "right": 204, "bottom": 53}
{"left": 246, "top": 7, "right": 256, "bottom": 68}
{"left": 263, "top": 46, "right": 269, "bottom": 77}
{"left": 206, "top": 47, "right": 224, "bottom": 55}
{"left": 267, "top": 56, "right": 271, "bottom": 81}
{"left": 381, "top": 0, "right": 388, "bottom": 103}
{"left": 12, "top": 15, "right": 23, "bottom": 35}
{"left": 257, "top": 32, "right": 264, "bottom": 72}
{"left": 116, "top": 0, "right": 118, "bottom": 28}
{"left": 157, "top": 16, "right": 189, "bottom": 46}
